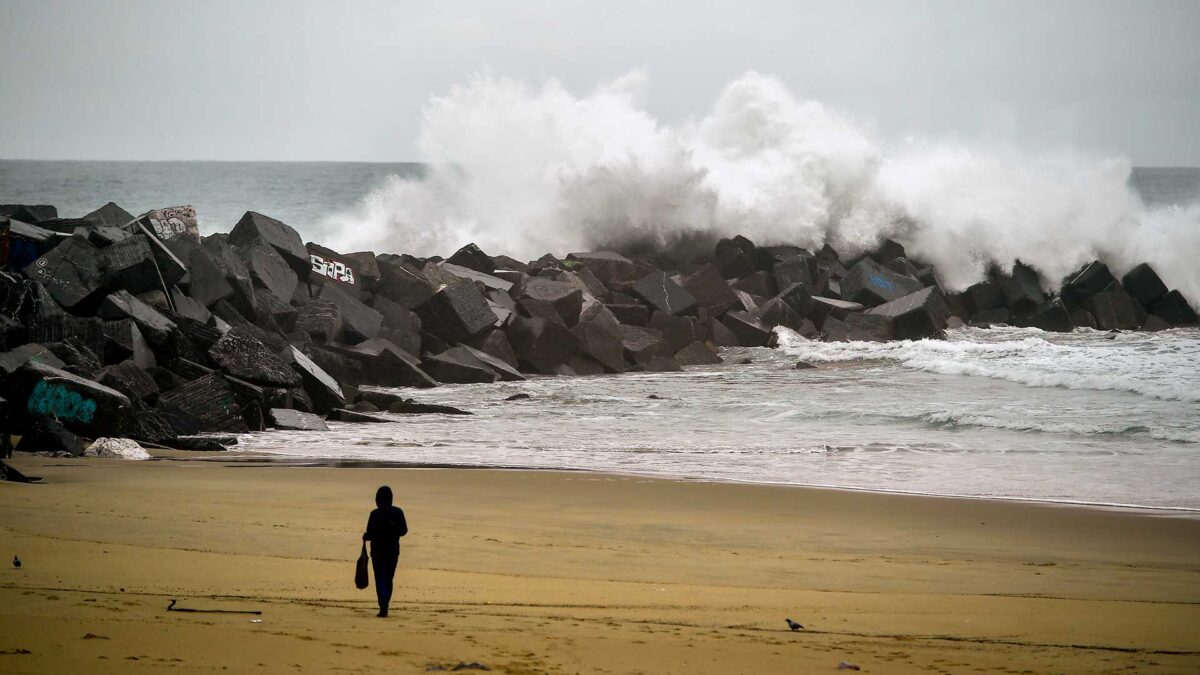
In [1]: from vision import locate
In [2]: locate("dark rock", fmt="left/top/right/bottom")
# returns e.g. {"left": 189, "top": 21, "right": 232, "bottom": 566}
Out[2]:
{"left": 647, "top": 312, "right": 705, "bottom": 353}
{"left": 100, "top": 234, "right": 162, "bottom": 294}
{"left": 1140, "top": 314, "right": 1172, "bottom": 332}
{"left": 101, "top": 320, "right": 156, "bottom": 368}
{"left": 517, "top": 296, "right": 566, "bottom": 327}
{"left": 605, "top": 303, "right": 650, "bottom": 326}
{"left": 570, "top": 320, "right": 626, "bottom": 373}
{"left": 840, "top": 258, "right": 923, "bottom": 307}
{"left": 753, "top": 297, "right": 812, "bottom": 335}
{"left": 567, "top": 251, "right": 645, "bottom": 286}
{"left": 375, "top": 258, "right": 435, "bottom": 309}
{"left": 387, "top": 399, "right": 471, "bottom": 415}
{"left": 1121, "top": 263, "right": 1168, "bottom": 309}
{"left": 327, "top": 408, "right": 391, "bottom": 423}
{"left": 683, "top": 263, "right": 739, "bottom": 318}
{"left": 562, "top": 355, "right": 605, "bottom": 376}
{"left": 775, "top": 283, "right": 815, "bottom": 318}
{"left": 519, "top": 278, "right": 583, "bottom": 325}
{"left": 441, "top": 262, "right": 514, "bottom": 293}
{"left": 227, "top": 212, "right": 311, "bottom": 276}
{"left": 98, "top": 362, "right": 159, "bottom": 402}
{"left": 823, "top": 313, "right": 895, "bottom": 342}
{"left": 641, "top": 356, "right": 683, "bottom": 372}
{"left": 46, "top": 337, "right": 103, "bottom": 377}
{"left": 1149, "top": 290, "right": 1198, "bottom": 325}
{"left": 1083, "top": 287, "right": 1146, "bottom": 330}
{"left": 1025, "top": 300, "right": 1075, "bottom": 333}
{"left": 883, "top": 257, "right": 922, "bottom": 279}
{"left": 369, "top": 295, "right": 423, "bottom": 355}
{"left": 23, "top": 235, "right": 107, "bottom": 310}
{"left": 1061, "top": 261, "right": 1117, "bottom": 309}
{"left": 618, "top": 324, "right": 673, "bottom": 364}
{"left": 713, "top": 239, "right": 757, "bottom": 279}
{"left": 208, "top": 328, "right": 301, "bottom": 388}
{"left": 731, "top": 271, "right": 778, "bottom": 300}
{"left": 721, "top": 311, "right": 772, "bottom": 347}
{"left": 674, "top": 341, "right": 722, "bottom": 366}
{"left": 82, "top": 202, "right": 135, "bottom": 229}
{"left": 293, "top": 299, "right": 342, "bottom": 342}
{"left": 346, "top": 400, "right": 380, "bottom": 413}
{"left": 268, "top": 408, "right": 329, "bottom": 431}
{"left": 422, "top": 347, "right": 500, "bottom": 384}
{"left": 417, "top": 280, "right": 498, "bottom": 344}
{"left": 809, "top": 296, "right": 864, "bottom": 330}
{"left": 128, "top": 220, "right": 189, "bottom": 287}
{"left": 183, "top": 245, "right": 236, "bottom": 307}
{"left": 794, "top": 361, "right": 817, "bottom": 369}
{"left": 15, "top": 418, "right": 84, "bottom": 456}
{"left": 773, "top": 257, "right": 816, "bottom": 292}
{"left": 315, "top": 281, "right": 382, "bottom": 343}
{"left": 467, "top": 329, "right": 520, "bottom": 370}
{"left": 166, "top": 357, "right": 214, "bottom": 381}
{"left": 708, "top": 317, "right": 741, "bottom": 347}
{"left": 157, "top": 373, "right": 248, "bottom": 434}
{"left": 867, "top": 287, "right": 951, "bottom": 340}
{"left": 999, "top": 263, "right": 1045, "bottom": 318}
{"left": 98, "top": 290, "right": 177, "bottom": 344}
{"left": 816, "top": 243, "right": 840, "bottom": 262}
{"left": 280, "top": 345, "right": 346, "bottom": 413}
{"left": 963, "top": 280, "right": 1006, "bottom": 316}
{"left": 1069, "top": 308, "right": 1097, "bottom": 329}
{"left": 338, "top": 338, "right": 438, "bottom": 388}
{"left": 446, "top": 243, "right": 496, "bottom": 274}
{"left": 169, "top": 288, "right": 212, "bottom": 324}
{"left": 871, "top": 238, "right": 907, "bottom": 263}
{"left": 504, "top": 393, "right": 531, "bottom": 401}
{"left": 0, "top": 204, "right": 57, "bottom": 222}
{"left": 630, "top": 271, "right": 698, "bottom": 316}
{"left": 458, "top": 344, "right": 525, "bottom": 382}
{"left": 13, "top": 361, "right": 132, "bottom": 436}
{"left": 507, "top": 316, "right": 578, "bottom": 374}
{"left": 970, "top": 307, "right": 1011, "bottom": 326}
{"left": 238, "top": 242, "right": 299, "bottom": 307}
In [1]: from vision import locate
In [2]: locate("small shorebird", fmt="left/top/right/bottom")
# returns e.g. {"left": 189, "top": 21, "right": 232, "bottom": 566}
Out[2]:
{"left": 786, "top": 618, "right": 803, "bottom": 631}
{"left": 12, "top": 556, "right": 21, "bottom": 570}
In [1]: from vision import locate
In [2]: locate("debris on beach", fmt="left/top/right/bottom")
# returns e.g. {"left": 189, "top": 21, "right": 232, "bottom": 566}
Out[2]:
{"left": 2, "top": 204, "right": 1196, "bottom": 455}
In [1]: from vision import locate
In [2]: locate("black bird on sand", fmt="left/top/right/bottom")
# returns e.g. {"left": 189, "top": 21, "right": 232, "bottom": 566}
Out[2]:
{"left": 12, "top": 555, "right": 21, "bottom": 570}
{"left": 786, "top": 618, "right": 803, "bottom": 631}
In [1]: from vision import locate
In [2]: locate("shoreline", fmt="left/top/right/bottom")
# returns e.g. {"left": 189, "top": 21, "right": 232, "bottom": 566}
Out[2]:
{"left": 160, "top": 450, "right": 1200, "bottom": 517}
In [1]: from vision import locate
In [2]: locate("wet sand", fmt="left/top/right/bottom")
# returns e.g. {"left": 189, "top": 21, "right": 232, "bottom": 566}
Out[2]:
{"left": 1, "top": 455, "right": 1198, "bottom": 674}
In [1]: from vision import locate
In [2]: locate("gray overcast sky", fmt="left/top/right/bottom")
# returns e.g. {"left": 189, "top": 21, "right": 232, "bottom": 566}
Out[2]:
{"left": 1, "top": 0, "right": 1197, "bottom": 165}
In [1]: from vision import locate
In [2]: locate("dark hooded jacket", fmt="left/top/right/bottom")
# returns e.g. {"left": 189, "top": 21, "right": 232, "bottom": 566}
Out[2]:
{"left": 363, "top": 486, "right": 408, "bottom": 555}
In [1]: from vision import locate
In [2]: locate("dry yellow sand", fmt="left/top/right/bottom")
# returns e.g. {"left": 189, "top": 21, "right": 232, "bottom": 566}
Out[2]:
{"left": 1, "top": 455, "right": 1198, "bottom": 674}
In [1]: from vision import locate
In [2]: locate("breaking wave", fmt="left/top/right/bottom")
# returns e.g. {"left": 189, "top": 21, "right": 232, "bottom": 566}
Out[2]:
{"left": 320, "top": 70, "right": 1200, "bottom": 304}
{"left": 919, "top": 411, "right": 1198, "bottom": 444}
{"left": 775, "top": 325, "right": 1200, "bottom": 403}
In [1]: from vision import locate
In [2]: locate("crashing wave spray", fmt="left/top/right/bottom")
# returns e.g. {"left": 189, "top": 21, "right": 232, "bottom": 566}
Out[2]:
{"left": 319, "top": 70, "right": 1199, "bottom": 302}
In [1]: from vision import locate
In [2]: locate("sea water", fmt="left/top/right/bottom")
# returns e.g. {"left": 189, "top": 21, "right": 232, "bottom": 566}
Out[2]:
{"left": 1, "top": 160, "right": 1197, "bottom": 509}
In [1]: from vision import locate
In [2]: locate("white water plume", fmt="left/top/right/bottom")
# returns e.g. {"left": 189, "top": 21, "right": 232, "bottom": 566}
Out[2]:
{"left": 320, "top": 70, "right": 1199, "bottom": 301}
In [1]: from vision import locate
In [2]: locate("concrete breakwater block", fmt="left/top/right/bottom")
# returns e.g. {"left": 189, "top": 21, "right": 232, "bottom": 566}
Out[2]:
{"left": 207, "top": 329, "right": 300, "bottom": 388}
{"left": 867, "top": 286, "right": 951, "bottom": 341}
{"left": 418, "top": 280, "right": 498, "bottom": 344}
{"left": 840, "top": 258, "right": 923, "bottom": 308}
{"left": 268, "top": 408, "right": 328, "bottom": 432}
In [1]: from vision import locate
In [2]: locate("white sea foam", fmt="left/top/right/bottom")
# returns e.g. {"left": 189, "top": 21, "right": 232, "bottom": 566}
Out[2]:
{"left": 321, "top": 70, "right": 1200, "bottom": 305}
{"left": 775, "top": 326, "right": 1200, "bottom": 403}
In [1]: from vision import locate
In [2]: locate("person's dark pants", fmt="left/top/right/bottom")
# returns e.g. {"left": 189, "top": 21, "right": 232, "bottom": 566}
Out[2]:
{"left": 371, "top": 549, "right": 399, "bottom": 613}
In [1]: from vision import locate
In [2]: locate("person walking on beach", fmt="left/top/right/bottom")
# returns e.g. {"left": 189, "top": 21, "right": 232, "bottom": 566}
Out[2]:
{"left": 362, "top": 485, "right": 408, "bottom": 617}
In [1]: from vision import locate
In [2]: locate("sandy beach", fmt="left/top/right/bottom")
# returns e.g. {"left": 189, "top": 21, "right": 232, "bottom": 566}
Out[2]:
{"left": 1, "top": 455, "right": 1198, "bottom": 674}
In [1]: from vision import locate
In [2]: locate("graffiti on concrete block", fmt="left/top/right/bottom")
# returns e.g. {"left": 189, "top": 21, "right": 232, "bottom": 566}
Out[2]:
{"left": 868, "top": 273, "right": 896, "bottom": 292}
{"left": 145, "top": 206, "right": 199, "bottom": 242}
{"left": 27, "top": 380, "right": 97, "bottom": 425}
{"left": 310, "top": 254, "right": 356, "bottom": 285}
